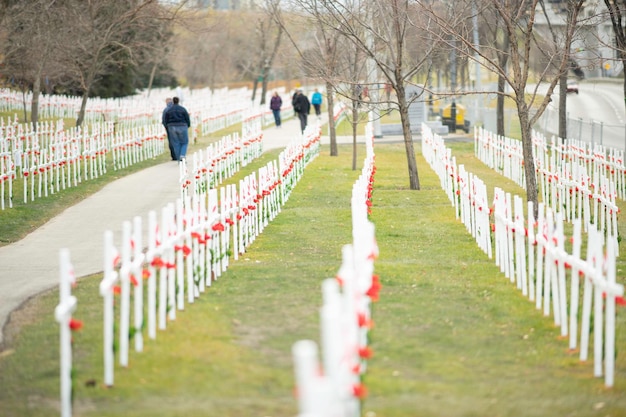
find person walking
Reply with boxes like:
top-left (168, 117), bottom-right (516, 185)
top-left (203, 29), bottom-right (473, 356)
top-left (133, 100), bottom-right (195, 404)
top-left (161, 97), bottom-right (176, 160)
top-left (292, 90), bottom-right (310, 133)
top-left (163, 96), bottom-right (191, 161)
top-left (311, 88), bottom-right (322, 118)
top-left (270, 91), bottom-right (282, 127)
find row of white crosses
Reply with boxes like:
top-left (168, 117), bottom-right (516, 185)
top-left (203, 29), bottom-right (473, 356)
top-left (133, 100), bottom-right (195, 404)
top-left (423, 123), bottom-right (625, 388)
top-left (178, 113), bottom-right (265, 203)
top-left (422, 123), bottom-right (492, 258)
top-left (474, 126), bottom-right (526, 188)
top-left (240, 112), bottom-right (264, 167)
top-left (110, 123), bottom-right (167, 171)
top-left (493, 189), bottom-right (625, 387)
top-left (292, 119), bottom-right (378, 417)
top-left (0, 117), bottom-right (159, 207)
top-left (534, 137), bottom-right (619, 252)
top-left (476, 126), bottom-right (620, 249)
top-left (0, 125), bottom-right (15, 210)
top-left (278, 123), bottom-right (322, 203)
top-left (476, 126), bottom-right (626, 208)
top-left (96, 122), bottom-right (322, 389)
top-left (197, 100), bottom-right (251, 137)
top-left (0, 90), bottom-right (266, 210)
top-left (20, 123), bottom-right (113, 204)
top-left (537, 133), bottom-right (626, 201)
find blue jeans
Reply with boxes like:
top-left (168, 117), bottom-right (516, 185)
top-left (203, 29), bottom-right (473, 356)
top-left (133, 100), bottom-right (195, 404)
top-left (272, 109), bottom-right (281, 126)
top-left (168, 125), bottom-right (189, 160)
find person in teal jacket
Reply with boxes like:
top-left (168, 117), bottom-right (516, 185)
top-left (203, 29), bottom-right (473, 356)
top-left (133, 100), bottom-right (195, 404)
top-left (311, 88), bottom-right (322, 117)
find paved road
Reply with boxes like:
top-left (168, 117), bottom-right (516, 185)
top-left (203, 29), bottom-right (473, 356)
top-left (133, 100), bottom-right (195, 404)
top-left (533, 79), bottom-right (626, 150)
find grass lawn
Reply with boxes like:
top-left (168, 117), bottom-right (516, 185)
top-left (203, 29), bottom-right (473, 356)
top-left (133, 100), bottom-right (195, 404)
top-left (0, 138), bottom-right (625, 416)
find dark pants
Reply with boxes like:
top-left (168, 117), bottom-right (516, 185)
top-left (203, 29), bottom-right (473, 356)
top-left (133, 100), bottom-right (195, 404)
top-left (165, 127), bottom-right (176, 160)
top-left (272, 109), bottom-right (281, 126)
top-left (313, 104), bottom-right (321, 116)
top-left (297, 112), bottom-right (308, 133)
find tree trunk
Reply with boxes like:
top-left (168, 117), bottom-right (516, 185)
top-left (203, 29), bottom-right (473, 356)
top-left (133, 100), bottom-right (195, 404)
top-left (76, 69), bottom-right (97, 127)
top-left (326, 81), bottom-right (337, 156)
top-left (558, 70), bottom-right (567, 140)
top-left (31, 76), bottom-right (41, 128)
top-left (21, 88), bottom-right (27, 123)
top-left (77, 92), bottom-right (89, 127)
top-left (146, 62), bottom-right (158, 98)
top-left (496, 32), bottom-right (509, 137)
top-left (517, 100), bottom-right (538, 217)
top-left (352, 100), bottom-right (358, 171)
top-left (497, 74), bottom-right (506, 137)
top-left (260, 66), bottom-right (269, 105)
top-left (396, 82), bottom-right (420, 190)
top-left (251, 78), bottom-right (259, 102)
top-left (623, 55), bottom-right (626, 112)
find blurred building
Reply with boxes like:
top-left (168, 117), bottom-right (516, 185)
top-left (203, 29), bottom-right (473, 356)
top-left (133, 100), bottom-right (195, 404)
top-left (190, 0), bottom-right (260, 9)
top-left (535, 0), bottom-right (619, 78)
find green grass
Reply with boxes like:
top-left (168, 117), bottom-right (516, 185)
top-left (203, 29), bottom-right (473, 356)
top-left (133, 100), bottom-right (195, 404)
top-left (1, 140), bottom-right (625, 416)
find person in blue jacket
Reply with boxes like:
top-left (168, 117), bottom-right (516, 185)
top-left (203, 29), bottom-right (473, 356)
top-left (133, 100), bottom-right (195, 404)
top-left (163, 96), bottom-right (191, 161)
top-left (311, 88), bottom-right (322, 117)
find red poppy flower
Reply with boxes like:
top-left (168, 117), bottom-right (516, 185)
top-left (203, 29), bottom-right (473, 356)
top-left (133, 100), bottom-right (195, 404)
top-left (357, 313), bottom-right (372, 328)
top-left (366, 275), bottom-right (381, 301)
top-left (130, 274), bottom-right (138, 286)
top-left (352, 383), bottom-right (368, 399)
top-left (151, 257), bottom-right (164, 268)
top-left (358, 346), bottom-right (373, 359)
top-left (69, 318), bottom-right (83, 331)
top-left (113, 285), bottom-right (121, 295)
top-left (175, 245), bottom-right (191, 256)
top-left (212, 223), bottom-right (225, 232)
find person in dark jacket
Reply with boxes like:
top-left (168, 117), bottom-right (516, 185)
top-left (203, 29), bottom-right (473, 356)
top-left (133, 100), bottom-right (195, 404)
top-left (161, 97), bottom-right (176, 160)
top-left (292, 90), bottom-right (310, 133)
top-left (163, 96), bottom-right (191, 161)
top-left (270, 92), bottom-right (282, 127)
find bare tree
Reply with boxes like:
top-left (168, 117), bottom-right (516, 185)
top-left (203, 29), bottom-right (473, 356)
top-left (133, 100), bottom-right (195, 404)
top-left (426, 0), bottom-right (585, 214)
top-left (603, 0), bottom-right (626, 109)
top-left (303, 0), bottom-right (442, 190)
top-left (251, 2), bottom-right (284, 105)
top-left (2, 0), bottom-right (66, 125)
top-left (274, 0), bottom-right (344, 156)
top-left (62, 0), bottom-right (176, 126)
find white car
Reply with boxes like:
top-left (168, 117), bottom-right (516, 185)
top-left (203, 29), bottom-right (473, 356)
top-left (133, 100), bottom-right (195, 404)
top-left (566, 79), bottom-right (579, 94)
